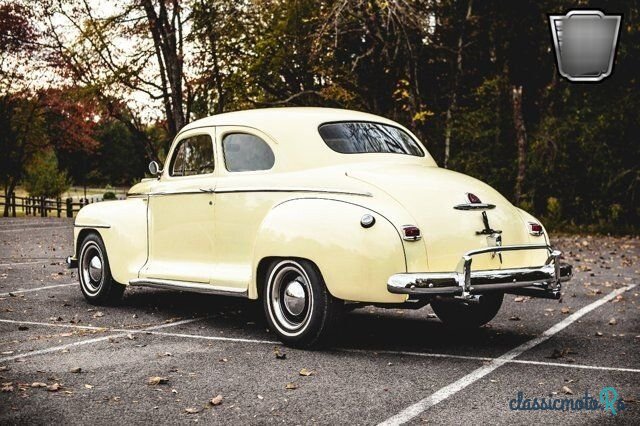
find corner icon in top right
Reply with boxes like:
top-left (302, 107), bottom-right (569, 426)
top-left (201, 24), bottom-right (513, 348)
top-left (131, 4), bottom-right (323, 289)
top-left (549, 10), bottom-right (622, 82)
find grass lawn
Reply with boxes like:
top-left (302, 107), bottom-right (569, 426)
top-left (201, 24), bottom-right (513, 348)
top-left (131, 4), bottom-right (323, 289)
top-left (6, 185), bottom-right (130, 201)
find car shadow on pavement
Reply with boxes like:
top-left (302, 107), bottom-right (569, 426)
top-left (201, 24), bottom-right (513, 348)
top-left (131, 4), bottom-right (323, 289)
top-left (115, 289), bottom-right (531, 358)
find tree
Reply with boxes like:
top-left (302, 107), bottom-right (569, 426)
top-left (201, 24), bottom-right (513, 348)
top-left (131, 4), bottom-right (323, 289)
top-left (23, 148), bottom-right (70, 198)
top-left (0, 88), bottom-right (99, 216)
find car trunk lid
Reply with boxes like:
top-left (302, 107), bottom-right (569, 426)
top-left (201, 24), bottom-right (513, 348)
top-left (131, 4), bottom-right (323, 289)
top-left (347, 164), bottom-right (547, 272)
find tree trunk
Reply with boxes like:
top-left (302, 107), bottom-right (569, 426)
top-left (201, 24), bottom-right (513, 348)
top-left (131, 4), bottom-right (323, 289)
top-left (141, 0), bottom-right (186, 136)
top-left (511, 85), bottom-right (527, 204)
top-left (443, 0), bottom-right (473, 169)
top-left (3, 179), bottom-right (17, 217)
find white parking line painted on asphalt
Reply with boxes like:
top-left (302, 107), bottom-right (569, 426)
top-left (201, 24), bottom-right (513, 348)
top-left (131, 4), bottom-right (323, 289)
top-left (377, 283), bottom-right (638, 426)
top-left (0, 261), bottom-right (51, 267)
top-left (2, 316), bottom-right (639, 374)
top-left (119, 329), bottom-right (280, 345)
top-left (0, 316), bottom-right (207, 363)
top-left (0, 318), bottom-right (105, 331)
top-left (0, 283), bottom-right (76, 297)
top-left (0, 225), bottom-right (71, 233)
top-left (345, 349), bottom-right (640, 374)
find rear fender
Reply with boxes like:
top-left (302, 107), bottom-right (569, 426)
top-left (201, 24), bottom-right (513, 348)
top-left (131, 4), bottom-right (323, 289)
top-left (251, 198), bottom-right (407, 303)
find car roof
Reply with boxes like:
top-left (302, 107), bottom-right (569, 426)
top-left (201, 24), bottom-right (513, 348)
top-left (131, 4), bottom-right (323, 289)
top-left (179, 107), bottom-right (399, 136)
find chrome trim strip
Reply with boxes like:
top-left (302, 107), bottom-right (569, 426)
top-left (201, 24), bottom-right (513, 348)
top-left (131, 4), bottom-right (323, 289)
top-left (214, 187), bottom-right (372, 197)
top-left (134, 188), bottom-right (372, 197)
top-left (129, 278), bottom-right (248, 298)
top-left (74, 224), bottom-right (111, 229)
top-left (453, 203), bottom-right (496, 210)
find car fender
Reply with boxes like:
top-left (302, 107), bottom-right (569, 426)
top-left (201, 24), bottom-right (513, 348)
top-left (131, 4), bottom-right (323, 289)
top-left (74, 198), bottom-right (148, 285)
top-left (251, 198), bottom-right (408, 303)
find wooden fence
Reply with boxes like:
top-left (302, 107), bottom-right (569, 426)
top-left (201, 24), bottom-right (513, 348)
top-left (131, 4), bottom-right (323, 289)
top-left (0, 193), bottom-right (125, 218)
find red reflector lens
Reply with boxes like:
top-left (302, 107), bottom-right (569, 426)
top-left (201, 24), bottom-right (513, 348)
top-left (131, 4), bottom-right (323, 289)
top-left (402, 225), bottom-right (421, 240)
top-left (528, 222), bottom-right (543, 236)
top-left (467, 193), bottom-right (482, 204)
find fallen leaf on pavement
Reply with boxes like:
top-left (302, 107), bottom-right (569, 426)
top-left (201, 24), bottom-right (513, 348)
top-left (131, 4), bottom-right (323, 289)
top-left (609, 318), bottom-right (617, 325)
top-left (595, 331), bottom-right (603, 337)
top-left (563, 386), bottom-right (574, 395)
top-left (560, 307), bottom-right (571, 314)
top-left (299, 368), bottom-right (313, 376)
top-left (92, 311), bottom-right (104, 318)
top-left (84, 384), bottom-right (94, 389)
top-left (210, 395), bottom-right (223, 406)
top-left (285, 382), bottom-right (299, 390)
top-left (31, 382), bottom-right (47, 388)
top-left (274, 347), bottom-right (286, 360)
top-left (147, 376), bottom-right (169, 385)
top-left (184, 407), bottom-right (201, 414)
top-left (47, 383), bottom-right (62, 392)
top-left (509, 316), bottom-right (521, 321)
top-left (70, 367), bottom-right (82, 373)
top-left (514, 297), bottom-right (525, 302)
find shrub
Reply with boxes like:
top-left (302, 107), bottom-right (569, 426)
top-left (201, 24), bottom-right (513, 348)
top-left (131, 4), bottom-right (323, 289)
top-left (103, 191), bottom-right (117, 200)
top-left (23, 149), bottom-right (70, 198)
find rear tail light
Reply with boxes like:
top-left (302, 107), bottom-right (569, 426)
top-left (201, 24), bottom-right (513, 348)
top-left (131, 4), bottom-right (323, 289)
top-left (528, 222), bottom-right (544, 236)
top-left (402, 225), bottom-right (421, 241)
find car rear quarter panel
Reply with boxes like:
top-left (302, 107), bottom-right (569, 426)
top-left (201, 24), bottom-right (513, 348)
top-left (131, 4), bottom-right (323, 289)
top-left (251, 198), bottom-right (408, 303)
top-left (74, 198), bottom-right (148, 285)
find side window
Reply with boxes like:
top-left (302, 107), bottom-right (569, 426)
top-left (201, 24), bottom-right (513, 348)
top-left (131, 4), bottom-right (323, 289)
top-left (222, 133), bottom-right (275, 172)
top-left (170, 134), bottom-right (214, 177)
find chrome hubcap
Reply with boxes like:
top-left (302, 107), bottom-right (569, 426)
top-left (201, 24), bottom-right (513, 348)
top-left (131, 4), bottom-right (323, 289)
top-left (89, 256), bottom-right (102, 282)
top-left (268, 262), bottom-right (313, 335)
top-left (80, 242), bottom-right (103, 295)
top-left (283, 279), bottom-right (306, 316)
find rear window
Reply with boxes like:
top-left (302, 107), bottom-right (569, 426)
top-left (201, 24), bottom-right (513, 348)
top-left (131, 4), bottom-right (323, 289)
top-left (318, 122), bottom-right (424, 156)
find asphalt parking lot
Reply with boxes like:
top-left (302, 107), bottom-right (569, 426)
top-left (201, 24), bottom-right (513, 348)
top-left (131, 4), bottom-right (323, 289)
top-left (0, 217), bottom-right (638, 425)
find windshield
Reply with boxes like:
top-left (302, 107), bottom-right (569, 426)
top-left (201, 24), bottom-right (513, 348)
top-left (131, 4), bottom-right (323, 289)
top-left (318, 121), bottom-right (424, 156)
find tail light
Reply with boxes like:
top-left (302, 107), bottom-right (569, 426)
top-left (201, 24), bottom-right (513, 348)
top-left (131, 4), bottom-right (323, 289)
top-left (528, 222), bottom-right (544, 236)
top-left (402, 225), bottom-right (421, 241)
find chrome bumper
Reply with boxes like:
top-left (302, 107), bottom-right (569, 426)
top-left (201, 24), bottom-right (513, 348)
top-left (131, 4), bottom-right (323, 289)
top-left (388, 244), bottom-right (572, 300)
top-left (66, 255), bottom-right (78, 269)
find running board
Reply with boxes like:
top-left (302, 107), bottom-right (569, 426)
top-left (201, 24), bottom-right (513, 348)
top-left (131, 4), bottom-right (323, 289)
top-left (129, 278), bottom-right (248, 298)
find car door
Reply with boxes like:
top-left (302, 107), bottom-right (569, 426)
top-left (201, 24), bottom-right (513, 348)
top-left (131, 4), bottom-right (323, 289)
top-left (212, 127), bottom-right (278, 290)
top-left (140, 128), bottom-right (217, 284)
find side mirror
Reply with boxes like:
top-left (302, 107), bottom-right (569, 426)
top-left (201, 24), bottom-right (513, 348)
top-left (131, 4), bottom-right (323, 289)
top-left (148, 161), bottom-right (163, 176)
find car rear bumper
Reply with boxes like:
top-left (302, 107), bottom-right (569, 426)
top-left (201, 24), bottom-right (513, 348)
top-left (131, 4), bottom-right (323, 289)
top-left (388, 244), bottom-right (572, 300)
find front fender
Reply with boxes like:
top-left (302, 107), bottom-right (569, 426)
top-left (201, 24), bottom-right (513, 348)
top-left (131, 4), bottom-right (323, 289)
top-left (74, 198), bottom-right (148, 285)
top-left (251, 198), bottom-right (407, 303)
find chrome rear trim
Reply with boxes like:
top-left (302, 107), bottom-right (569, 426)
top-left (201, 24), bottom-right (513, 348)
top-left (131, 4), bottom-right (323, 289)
top-left (453, 203), bottom-right (496, 210)
top-left (388, 244), bottom-right (573, 300)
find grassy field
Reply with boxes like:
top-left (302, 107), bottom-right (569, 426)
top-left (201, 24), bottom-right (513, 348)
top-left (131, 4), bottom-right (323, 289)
top-left (7, 185), bottom-right (130, 201)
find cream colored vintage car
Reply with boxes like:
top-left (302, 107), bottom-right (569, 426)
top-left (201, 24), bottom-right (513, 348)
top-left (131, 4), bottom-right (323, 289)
top-left (67, 107), bottom-right (572, 348)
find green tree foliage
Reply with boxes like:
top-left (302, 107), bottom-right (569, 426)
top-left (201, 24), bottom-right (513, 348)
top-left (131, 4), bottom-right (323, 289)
top-left (2, 0), bottom-right (638, 231)
top-left (23, 149), bottom-right (70, 198)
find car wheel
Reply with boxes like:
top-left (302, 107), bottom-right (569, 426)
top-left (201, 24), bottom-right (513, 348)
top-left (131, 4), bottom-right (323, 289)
top-left (430, 293), bottom-right (504, 328)
top-left (263, 259), bottom-right (343, 349)
top-left (78, 232), bottom-right (125, 305)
